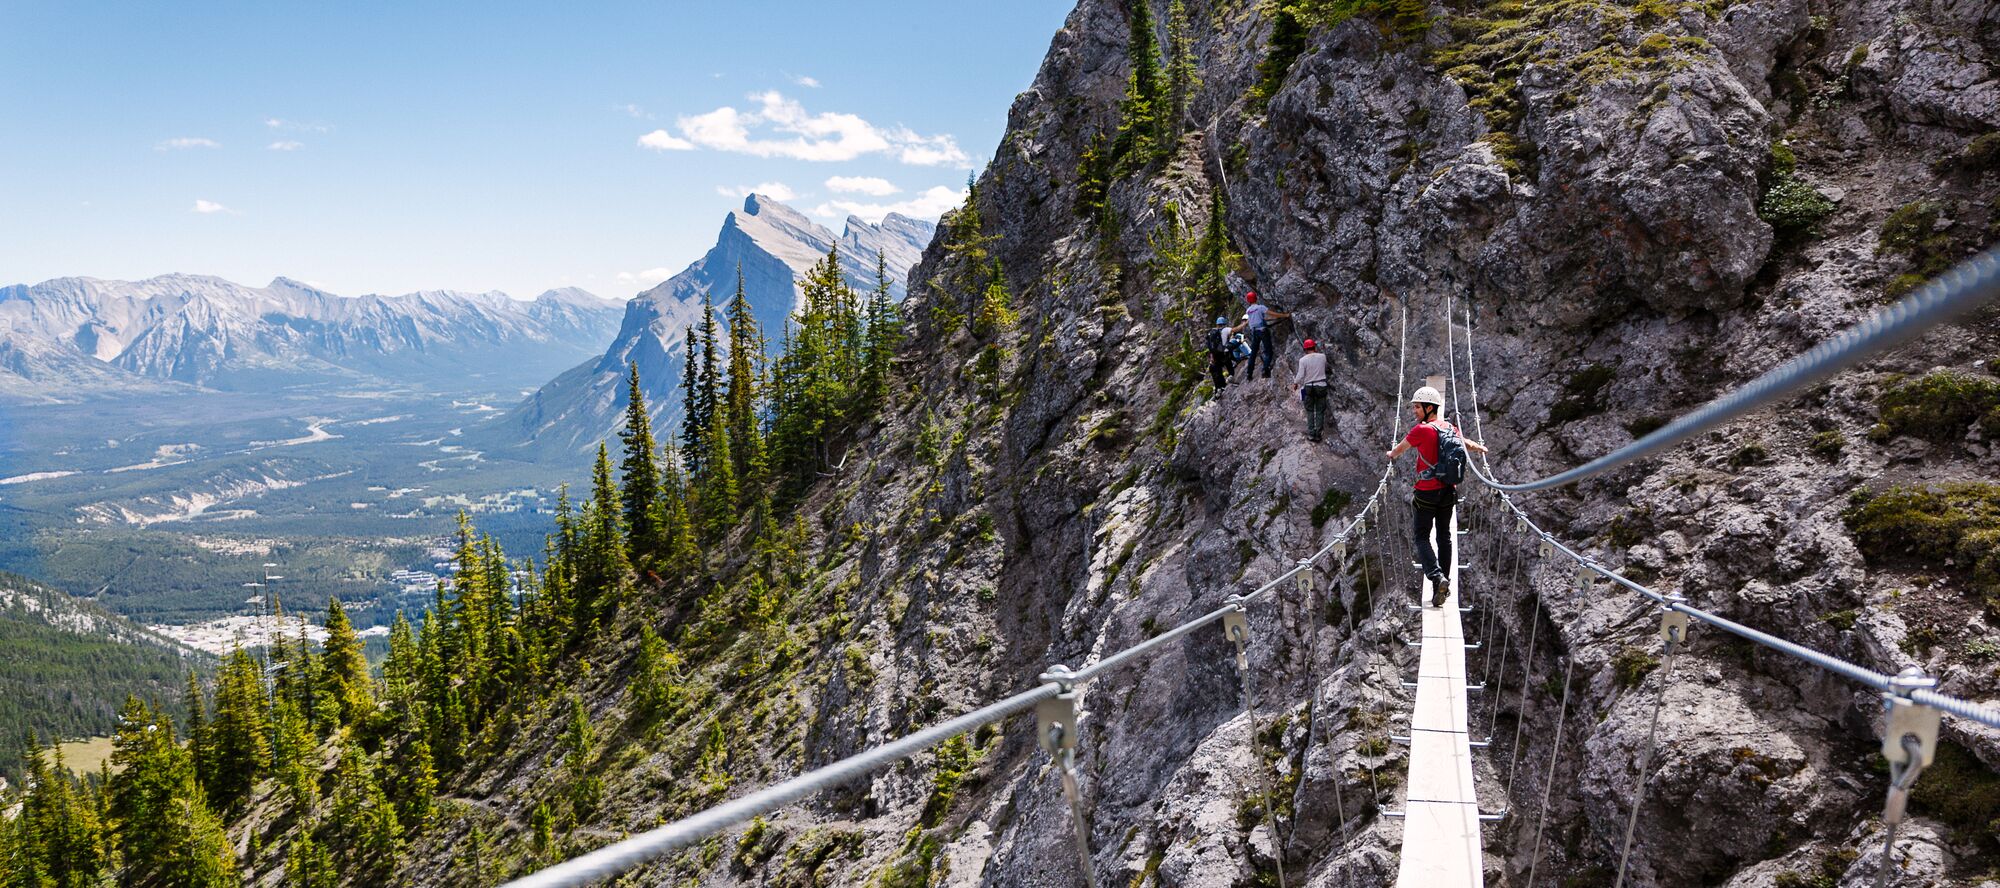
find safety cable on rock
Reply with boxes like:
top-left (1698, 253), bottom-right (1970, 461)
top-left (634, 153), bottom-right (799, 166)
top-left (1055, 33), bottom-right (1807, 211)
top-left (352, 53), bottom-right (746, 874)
top-left (502, 466), bottom-right (1397, 888)
top-left (1473, 244), bottom-right (2000, 492)
top-left (1472, 478), bottom-right (2000, 729)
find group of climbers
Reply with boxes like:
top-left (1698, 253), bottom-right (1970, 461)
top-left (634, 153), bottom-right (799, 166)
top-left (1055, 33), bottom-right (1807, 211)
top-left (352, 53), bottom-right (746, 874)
top-left (1204, 291), bottom-right (1291, 389)
top-left (1207, 289), bottom-right (1492, 609)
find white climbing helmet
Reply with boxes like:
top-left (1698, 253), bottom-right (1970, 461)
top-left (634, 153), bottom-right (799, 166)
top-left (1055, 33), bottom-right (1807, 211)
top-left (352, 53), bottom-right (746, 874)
top-left (1410, 386), bottom-right (1445, 407)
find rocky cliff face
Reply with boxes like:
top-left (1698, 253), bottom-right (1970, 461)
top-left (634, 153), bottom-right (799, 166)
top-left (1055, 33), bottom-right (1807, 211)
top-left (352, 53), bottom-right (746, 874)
top-left (503, 195), bottom-right (935, 454)
top-left (400, 2), bottom-right (2000, 887)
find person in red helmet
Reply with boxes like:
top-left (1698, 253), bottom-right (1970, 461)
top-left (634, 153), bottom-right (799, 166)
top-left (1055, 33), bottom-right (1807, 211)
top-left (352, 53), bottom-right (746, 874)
top-left (1292, 338), bottom-right (1329, 442)
top-left (1229, 291), bottom-right (1290, 382)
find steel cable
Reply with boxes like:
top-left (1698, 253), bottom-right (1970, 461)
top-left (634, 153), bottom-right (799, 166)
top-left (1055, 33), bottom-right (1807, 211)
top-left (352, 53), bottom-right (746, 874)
top-left (1525, 654), bottom-right (1577, 888)
top-left (1476, 244), bottom-right (2000, 492)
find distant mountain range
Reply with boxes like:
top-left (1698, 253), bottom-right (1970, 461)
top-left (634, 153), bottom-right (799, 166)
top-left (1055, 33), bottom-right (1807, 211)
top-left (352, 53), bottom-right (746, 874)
top-left (0, 275), bottom-right (625, 399)
top-left (503, 194), bottom-right (936, 453)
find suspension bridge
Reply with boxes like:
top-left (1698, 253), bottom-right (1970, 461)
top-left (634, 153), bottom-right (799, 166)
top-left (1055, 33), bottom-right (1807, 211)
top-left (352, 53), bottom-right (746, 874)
top-left (504, 246), bottom-right (2000, 888)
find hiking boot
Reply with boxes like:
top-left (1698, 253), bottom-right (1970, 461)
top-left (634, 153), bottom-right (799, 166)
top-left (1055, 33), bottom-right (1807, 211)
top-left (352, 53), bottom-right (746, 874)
top-left (1431, 575), bottom-right (1452, 608)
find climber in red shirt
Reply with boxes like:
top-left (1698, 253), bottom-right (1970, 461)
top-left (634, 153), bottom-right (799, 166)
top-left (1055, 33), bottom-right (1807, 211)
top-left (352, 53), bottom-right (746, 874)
top-left (1386, 385), bottom-right (1489, 607)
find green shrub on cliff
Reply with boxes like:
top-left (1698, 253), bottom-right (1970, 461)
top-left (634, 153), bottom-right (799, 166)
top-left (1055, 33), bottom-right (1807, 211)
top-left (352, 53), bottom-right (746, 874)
top-left (1875, 370), bottom-right (2000, 443)
top-left (1845, 483), bottom-right (2000, 610)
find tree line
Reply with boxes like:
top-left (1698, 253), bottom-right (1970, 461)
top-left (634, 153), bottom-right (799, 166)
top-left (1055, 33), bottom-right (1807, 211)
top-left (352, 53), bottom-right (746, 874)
top-left (0, 243), bottom-right (910, 887)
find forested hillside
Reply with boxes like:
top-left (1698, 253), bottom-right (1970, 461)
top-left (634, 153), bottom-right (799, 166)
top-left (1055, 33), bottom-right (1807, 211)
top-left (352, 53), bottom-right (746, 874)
top-left (0, 573), bottom-right (202, 783)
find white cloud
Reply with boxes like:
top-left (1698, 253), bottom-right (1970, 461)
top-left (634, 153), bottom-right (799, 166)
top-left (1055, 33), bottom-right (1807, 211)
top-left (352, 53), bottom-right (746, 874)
top-left (617, 268), bottom-right (675, 286)
top-left (825, 176), bottom-right (900, 196)
top-left (810, 185), bottom-right (964, 223)
top-left (887, 127), bottom-right (969, 166)
top-left (156, 137), bottom-right (219, 151)
top-left (716, 182), bottom-right (798, 201)
top-left (637, 129), bottom-right (695, 151)
top-left (268, 140), bottom-right (304, 151)
top-left (666, 91), bottom-right (962, 166)
top-left (191, 199), bottom-right (233, 214)
top-left (617, 103), bottom-right (649, 118)
top-left (264, 118), bottom-right (331, 132)
top-left (790, 73), bottom-right (821, 88)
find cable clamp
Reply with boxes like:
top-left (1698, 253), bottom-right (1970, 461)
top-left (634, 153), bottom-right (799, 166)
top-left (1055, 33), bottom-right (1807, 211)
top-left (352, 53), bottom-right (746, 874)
top-left (1658, 598), bottom-right (1691, 649)
top-left (1879, 667), bottom-right (1940, 825)
top-left (1296, 559), bottom-right (1315, 593)
top-left (1222, 594), bottom-right (1251, 671)
top-left (1538, 538), bottom-right (1554, 558)
top-left (1333, 540), bottom-right (1347, 563)
top-left (1037, 665), bottom-right (1081, 755)
top-left (1575, 563), bottom-right (1595, 591)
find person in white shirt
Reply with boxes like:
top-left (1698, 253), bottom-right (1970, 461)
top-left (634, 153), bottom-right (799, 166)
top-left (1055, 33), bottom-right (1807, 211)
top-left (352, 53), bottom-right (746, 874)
top-left (1292, 339), bottom-right (1330, 441)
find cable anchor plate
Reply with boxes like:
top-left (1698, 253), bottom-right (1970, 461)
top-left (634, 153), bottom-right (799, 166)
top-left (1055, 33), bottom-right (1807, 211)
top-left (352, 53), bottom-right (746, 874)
top-left (1223, 594), bottom-right (1251, 671)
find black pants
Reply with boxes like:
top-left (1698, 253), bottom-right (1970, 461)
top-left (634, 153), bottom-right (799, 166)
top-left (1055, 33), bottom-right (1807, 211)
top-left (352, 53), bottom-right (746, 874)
top-left (1301, 384), bottom-right (1328, 440)
top-left (1412, 486), bottom-right (1457, 580)
top-left (1209, 352), bottom-right (1231, 388)
top-left (1245, 328), bottom-right (1274, 379)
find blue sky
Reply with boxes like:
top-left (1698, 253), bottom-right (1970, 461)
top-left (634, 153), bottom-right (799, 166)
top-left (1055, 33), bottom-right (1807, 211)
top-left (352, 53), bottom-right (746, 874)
top-left (0, 1), bottom-right (1074, 299)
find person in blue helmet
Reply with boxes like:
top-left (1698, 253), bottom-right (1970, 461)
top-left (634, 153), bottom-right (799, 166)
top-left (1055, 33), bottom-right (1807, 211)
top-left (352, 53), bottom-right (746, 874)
top-left (1204, 315), bottom-right (1235, 389)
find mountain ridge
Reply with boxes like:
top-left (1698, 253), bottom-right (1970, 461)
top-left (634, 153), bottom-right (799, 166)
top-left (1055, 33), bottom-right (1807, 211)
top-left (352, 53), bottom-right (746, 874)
top-left (0, 274), bottom-right (625, 397)
top-left (502, 194), bottom-right (935, 453)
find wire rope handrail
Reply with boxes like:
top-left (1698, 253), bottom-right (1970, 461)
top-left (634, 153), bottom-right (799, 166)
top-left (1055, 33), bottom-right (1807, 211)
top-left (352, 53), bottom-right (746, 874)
top-left (501, 462), bottom-right (1397, 888)
top-left (1473, 244), bottom-right (2000, 492)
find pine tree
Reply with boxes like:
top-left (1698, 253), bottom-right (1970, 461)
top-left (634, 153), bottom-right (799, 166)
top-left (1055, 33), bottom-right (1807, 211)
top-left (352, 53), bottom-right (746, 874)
top-left (1164, 0), bottom-right (1200, 138)
top-left (1193, 189), bottom-right (1240, 317)
top-left (560, 694), bottom-right (602, 821)
top-left (767, 247), bottom-right (862, 479)
top-left (330, 744), bottom-right (400, 874)
top-left (397, 737), bottom-right (437, 831)
top-left (15, 743), bottom-right (105, 888)
top-left (205, 647), bottom-right (271, 810)
top-left (681, 324), bottom-right (707, 475)
top-left (159, 769), bottom-right (240, 888)
top-left (1114, 0), bottom-right (1167, 168)
top-left (696, 287), bottom-right (722, 454)
top-left (723, 265), bottom-right (768, 494)
top-left (182, 670), bottom-right (208, 793)
top-left (285, 831), bottom-right (337, 888)
top-left (618, 362), bottom-right (663, 560)
top-left (700, 396), bottom-right (737, 538)
top-left (320, 598), bottom-right (374, 728)
top-left (973, 258), bottom-right (1018, 338)
top-left (270, 695), bottom-right (317, 812)
top-left (630, 625), bottom-right (684, 730)
top-left (108, 697), bottom-right (181, 881)
top-left (382, 611), bottom-right (420, 716)
top-left (576, 443), bottom-right (630, 621)
top-left (656, 442), bottom-right (700, 575)
top-left (861, 250), bottom-right (903, 409)
top-left (108, 698), bottom-right (239, 888)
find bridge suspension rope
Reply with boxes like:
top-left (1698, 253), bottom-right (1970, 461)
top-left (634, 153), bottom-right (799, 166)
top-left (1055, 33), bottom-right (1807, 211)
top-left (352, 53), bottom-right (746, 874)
top-left (1451, 249), bottom-right (2000, 887)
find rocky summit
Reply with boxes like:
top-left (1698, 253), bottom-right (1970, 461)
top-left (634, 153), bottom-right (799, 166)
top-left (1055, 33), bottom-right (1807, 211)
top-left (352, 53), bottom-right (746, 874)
top-left (504, 194), bottom-right (935, 454)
